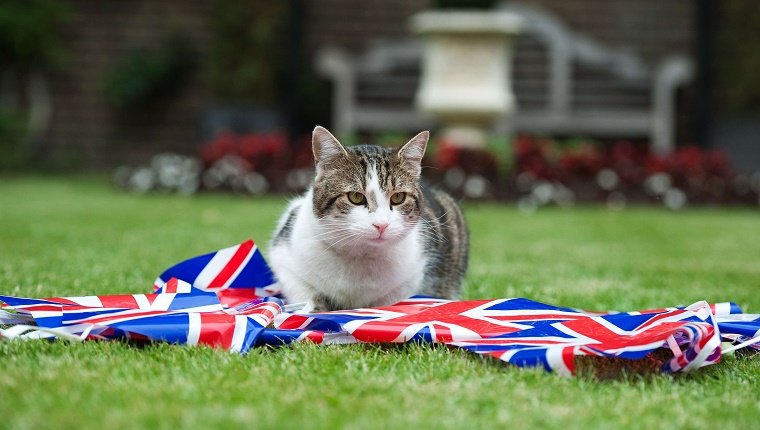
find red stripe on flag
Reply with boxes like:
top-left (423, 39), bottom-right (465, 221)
top-left (197, 313), bottom-right (236, 349)
top-left (164, 278), bottom-right (180, 293)
top-left (304, 331), bottom-right (324, 343)
top-left (277, 314), bottom-right (311, 330)
top-left (562, 346), bottom-right (576, 375)
top-left (217, 288), bottom-right (258, 307)
top-left (207, 240), bottom-right (254, 289)
top-left (244, 303), bottom-right (279, 321)
top-left (144, 294), bottom-right (158, 307)
top-left (432, 323), bottom-right (453, 342)
top-left (98, 295), bottom-right (139, 309)
top-left (40, 297), bottom-right (81, 306)
top-left (77, 310), bottom-right (167, 325)
top-left (17, 304), bottom-right (65, 312)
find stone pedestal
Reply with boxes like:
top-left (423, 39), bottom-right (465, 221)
top-left (411, 11), bottom-right (523, 147)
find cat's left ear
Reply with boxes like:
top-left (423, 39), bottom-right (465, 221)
top-left (312, 125), bottom-right (348, 165)
top-left (397, 130), bottom-right (429, 176)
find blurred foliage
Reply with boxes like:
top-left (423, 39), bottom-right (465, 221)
top-left (485, 136), bottom-right (514, 177)
top-left (716, 0), bottom-right (760, 115)
top-left (0, 109), bottom-right (29, 170)
top-left (101, 34), bottom-right (196, 109)
top-left (374, 132), bottom-right (411, 148)
top-left (206, 1), bottom-right (288, 104)
top-left (0, 0), bottom-right (70, 70)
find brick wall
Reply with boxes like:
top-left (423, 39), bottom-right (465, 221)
top-left (304, 0), bottom-right (430, 54)
top-left (47, 0), bottom-right (213, 167)
top-left (303, 0), bottom-right (694, 64)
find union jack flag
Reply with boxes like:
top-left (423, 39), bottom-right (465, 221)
top-left (2, 239), bottom-right (758, 376)
top-left (273, 297), bottom-right (729, 376)
top-left (153, 240), bottom-right (280, 307)
top-left (0, 263), bottom-right (283, 353)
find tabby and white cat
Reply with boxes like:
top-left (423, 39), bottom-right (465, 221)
top-left (269, 126), bottom-right (468, 312)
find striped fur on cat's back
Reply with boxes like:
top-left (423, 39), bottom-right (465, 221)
top-left (269, 126), bottom-right (468, 312)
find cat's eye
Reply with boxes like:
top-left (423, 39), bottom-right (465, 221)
top-left (347, 191), bottom-right (366, 205)
top-left (390, 192), bottom-right (406, 205)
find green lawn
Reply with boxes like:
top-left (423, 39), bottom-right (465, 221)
top-left (1, 176), bottom-right (759, 429)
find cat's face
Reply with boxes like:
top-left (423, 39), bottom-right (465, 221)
top-left (310, 126), bottom-right (428, 251)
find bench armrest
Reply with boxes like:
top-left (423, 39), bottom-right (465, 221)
top-left (651, 56), bottom-right (694, 155)
top-left (314, 47), bottom-right (356, 137)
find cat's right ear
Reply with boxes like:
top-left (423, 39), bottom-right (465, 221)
top-left (312, 126), bottom-right (348, 168)
top-left (397, 130), bottom-right (429, 177)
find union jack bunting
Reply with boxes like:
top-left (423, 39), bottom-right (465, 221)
top-left (0, 281), bottom-right (283, 352)
top-left (2, 240), bottom-right (758, 376)
top-left (152, 240), bottom-right (280, 306)
top-left (273, 297), bottom-right (727, 376)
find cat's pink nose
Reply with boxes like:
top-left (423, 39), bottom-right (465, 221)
top-left (373, 223), bottom-right (388, 235)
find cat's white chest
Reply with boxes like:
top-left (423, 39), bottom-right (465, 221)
top-left (269, 196), bottom-right (427, 309)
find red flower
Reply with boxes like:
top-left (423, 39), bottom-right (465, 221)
top-left (200, 131), bottom-right (239, 165)
top-left (437, 139), bottom-right (462, 170)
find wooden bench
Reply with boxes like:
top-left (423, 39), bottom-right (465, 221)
top-left (314, 3), bottom-right (694, 155)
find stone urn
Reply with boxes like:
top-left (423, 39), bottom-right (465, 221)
top-left (411, 11), bottom-right (523, 147)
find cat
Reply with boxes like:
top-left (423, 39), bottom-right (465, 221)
top-left (268, 126), bottom-right (468, 312)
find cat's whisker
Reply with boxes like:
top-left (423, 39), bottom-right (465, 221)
top-left (418, 230), bottom-right (448, 245)
top-left (323, 232), bottom-right (362, 252)
top-left (415, 219), bottom-right (449, 244)
top-left (426, 210), bottom-right (452, 225)
top-left (310, 230), bottom-right (351, 240)
top-left (311, 232), bottom-right (357, 245)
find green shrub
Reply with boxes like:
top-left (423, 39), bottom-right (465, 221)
top-left (0, 0), bottom-right (70, 70)
top-left (0, 110), bottom-right (29, 170)
top-left (206, 1), bottom-right (287, 104)
top-left (101, 34), bottom-right (196, 109)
